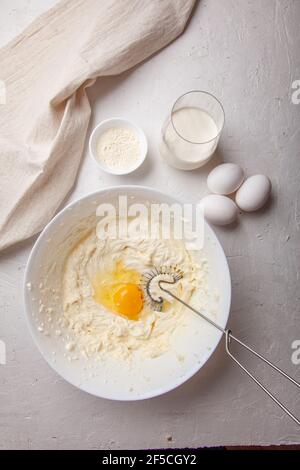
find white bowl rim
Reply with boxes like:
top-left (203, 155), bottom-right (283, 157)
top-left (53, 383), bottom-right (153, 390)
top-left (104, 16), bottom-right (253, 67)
top-left (89, 118), bottom-right (148, 175)
top-left (23, 185), bottom-right (231, 401)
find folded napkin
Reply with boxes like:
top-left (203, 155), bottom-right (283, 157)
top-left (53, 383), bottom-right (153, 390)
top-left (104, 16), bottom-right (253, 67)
top-left (0, 0), bottom-right (196, 251)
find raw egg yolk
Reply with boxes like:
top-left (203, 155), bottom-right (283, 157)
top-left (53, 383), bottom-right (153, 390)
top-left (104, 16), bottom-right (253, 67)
top-left (92, 261), bottom-right (144, 321)
top-left (113, 284), bottom-right (143, 321)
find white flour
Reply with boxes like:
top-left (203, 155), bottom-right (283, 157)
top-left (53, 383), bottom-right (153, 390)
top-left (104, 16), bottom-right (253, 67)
top-left (96, 127), bottom-right (140, 172)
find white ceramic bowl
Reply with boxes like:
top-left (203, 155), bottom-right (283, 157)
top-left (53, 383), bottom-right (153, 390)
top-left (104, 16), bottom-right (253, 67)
top-left (89, 118), bottom-right (148, 175)
top-left (24, 186), bottom-right (231, 400)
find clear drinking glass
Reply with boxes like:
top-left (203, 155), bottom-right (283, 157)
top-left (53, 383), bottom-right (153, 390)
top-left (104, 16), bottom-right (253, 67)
top-left (160, 91), bottom-right (225, 170)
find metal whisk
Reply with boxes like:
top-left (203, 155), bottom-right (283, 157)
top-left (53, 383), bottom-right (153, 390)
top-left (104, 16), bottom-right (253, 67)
top-left (142, 267), bottom-right (300, 426)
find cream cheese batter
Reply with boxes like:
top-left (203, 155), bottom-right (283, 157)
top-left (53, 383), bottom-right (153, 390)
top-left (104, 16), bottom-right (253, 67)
top-left (62, 223), bottom-right (205, 360)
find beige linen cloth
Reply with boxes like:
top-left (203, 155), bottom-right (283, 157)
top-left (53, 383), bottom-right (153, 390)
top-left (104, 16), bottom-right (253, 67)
top-left (0, 0), bottom-right (196, 251)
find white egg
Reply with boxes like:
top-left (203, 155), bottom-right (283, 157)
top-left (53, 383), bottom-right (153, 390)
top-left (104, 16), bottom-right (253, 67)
top-left (235, 174), bottom-right (271, 212)
top-left (201, 194), bottom-right (238, 226)
top-left (207, 163), bottom-right (244, 195)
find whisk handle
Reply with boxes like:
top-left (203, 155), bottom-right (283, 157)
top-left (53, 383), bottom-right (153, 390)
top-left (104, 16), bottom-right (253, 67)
top-left (159, 281), bottom-right (300, 426)
top-left (225, 330), bottom-right (300, 426)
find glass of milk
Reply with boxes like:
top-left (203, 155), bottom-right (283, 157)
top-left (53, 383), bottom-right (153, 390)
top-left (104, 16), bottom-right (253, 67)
top-left (160, 91), bottom-right (225, 170)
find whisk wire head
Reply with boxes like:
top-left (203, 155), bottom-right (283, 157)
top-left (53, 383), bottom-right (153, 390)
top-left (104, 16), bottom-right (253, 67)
top-left (141, 265), bottom-right (183, 311)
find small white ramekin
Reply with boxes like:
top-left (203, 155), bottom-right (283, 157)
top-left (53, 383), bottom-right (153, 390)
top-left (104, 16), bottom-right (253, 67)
top-left (89, 117), bottom-right (148, 175)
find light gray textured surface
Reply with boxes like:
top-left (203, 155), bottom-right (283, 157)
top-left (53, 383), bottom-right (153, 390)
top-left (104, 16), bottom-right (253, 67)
top-left (0, 0), bottom-right (300, 449)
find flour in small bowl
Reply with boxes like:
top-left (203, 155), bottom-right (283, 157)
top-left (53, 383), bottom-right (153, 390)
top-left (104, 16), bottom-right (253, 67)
top-left (96, 127), bottom-right (140, 172)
